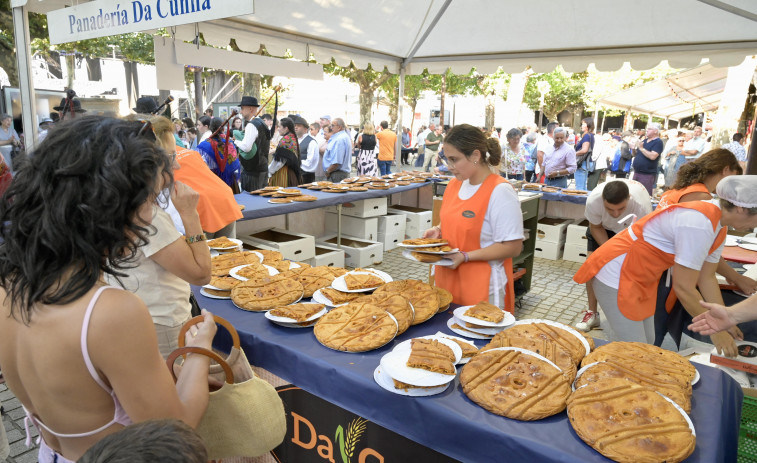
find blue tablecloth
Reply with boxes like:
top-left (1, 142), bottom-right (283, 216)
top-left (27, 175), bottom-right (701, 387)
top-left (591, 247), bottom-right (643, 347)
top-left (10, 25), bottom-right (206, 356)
top-left (195, 289), bottom-right (742, 462)
top-left (235, 182), bottom-right (430, 221)
top-left (539, 191), bottom-right (588, 205)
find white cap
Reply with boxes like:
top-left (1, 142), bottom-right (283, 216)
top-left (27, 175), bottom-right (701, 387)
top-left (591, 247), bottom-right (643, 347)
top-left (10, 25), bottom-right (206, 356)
top-left (716, 176), bottom-right (757, 208)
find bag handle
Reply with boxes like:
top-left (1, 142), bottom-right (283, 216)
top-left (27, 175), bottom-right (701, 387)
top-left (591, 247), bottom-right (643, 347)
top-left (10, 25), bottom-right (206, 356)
top-left (178, 314), bottom-right (240, 349)
top-left (166, 346), bottom-right (234, 384)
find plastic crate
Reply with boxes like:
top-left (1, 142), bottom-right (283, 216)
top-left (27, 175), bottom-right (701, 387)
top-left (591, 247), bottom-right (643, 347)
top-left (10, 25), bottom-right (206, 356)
top-left (739, 395), bottom-right (757, 462)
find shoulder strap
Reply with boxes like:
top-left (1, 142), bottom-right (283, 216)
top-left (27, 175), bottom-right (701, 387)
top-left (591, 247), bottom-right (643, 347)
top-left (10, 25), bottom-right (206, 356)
top-left (81, 286), bottom-right (120, 392)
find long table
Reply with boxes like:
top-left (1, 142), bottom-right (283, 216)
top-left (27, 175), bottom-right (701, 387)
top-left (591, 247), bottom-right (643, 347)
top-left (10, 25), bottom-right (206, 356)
top-left (195, 288), bottom-right (742, 462)
top-left (234, 182), bottom-right (430, 221)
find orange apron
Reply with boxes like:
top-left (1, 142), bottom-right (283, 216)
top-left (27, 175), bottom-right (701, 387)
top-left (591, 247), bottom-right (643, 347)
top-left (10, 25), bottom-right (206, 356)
top-left (657, 183), bottom-right (709, 209)
top-left (174, 146), bottom-right (243, 233)
top-left (574, 201), bottom-right (726, 321)
top-left (435, 175), bottom-right (516, 313)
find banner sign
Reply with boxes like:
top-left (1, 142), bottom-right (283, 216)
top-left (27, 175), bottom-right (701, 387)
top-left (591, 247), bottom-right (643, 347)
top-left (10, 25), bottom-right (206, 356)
top-left (273, 386), bottom-right (460, 463)
top-left (46, 0), bottom-right (253, 44)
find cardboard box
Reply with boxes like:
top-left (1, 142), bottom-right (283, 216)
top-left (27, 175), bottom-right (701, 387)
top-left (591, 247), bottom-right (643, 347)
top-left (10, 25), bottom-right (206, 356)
top-left (325, 213), bottom-right (378, 241)
top-left (305, 245), bottom-right (345, 268)
top-left (563, 243), bottom-right (588, 263)
top-left (377, 213), bottom-right (406, 237)
top-left (377, 230), bottom-right (404, 252)
top-left (387, 205), bottom-right (433, 239)
top-left (242, 228), bottom-right (315, 261)
top-left (566, 219), bottom-right (590, 246)
top-left (536, 217), bottom-right (572, 243)
top-left (534, 240), bottom-right (564, 260)
top-left (317, 234), bottom-right (384, 268)
top-left (324, 198), bottom-right (387, 218)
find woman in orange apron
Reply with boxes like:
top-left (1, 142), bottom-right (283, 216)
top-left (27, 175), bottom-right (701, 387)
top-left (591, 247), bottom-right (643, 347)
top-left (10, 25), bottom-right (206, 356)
top-left (574, 176), bottom-right (757, 357)
top-left (423, 124), bottom-right (524, 313)
top-left (658, 147), bottom-right (741, 208)
top-left (658, 149), bottom-right (753, 297)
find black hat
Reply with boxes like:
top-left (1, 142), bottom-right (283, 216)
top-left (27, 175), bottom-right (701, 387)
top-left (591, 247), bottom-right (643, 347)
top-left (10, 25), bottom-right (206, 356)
top-left (292, 115), bottom-right (309, 127)
top-left (240, 96), bottom-right (260, 107)
top-left (133, 96), bottom-right (159, 114)
top-left (53, 98), bottom-right (86, 113)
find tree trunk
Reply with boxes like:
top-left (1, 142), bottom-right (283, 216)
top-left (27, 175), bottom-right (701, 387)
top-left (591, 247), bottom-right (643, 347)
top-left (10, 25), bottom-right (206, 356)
top-left (485, 95), bottom-right (495, 130)
top-left (359, 87), bottom-right (373, 129)
top-left (409, 100), bottom-right (418, 136)
top-left (243, 73), bottom-right (261, 100)
top-left (389, 84), bottom-right (399, 130)
top-left (439, 73), bottom-right (447, 128)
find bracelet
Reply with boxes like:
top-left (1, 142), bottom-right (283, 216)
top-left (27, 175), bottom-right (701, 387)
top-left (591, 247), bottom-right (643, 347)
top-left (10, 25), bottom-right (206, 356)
top-left (186, 233), bottom-right (207, 244)
top-left (461, 251), bottom-right (469, 263)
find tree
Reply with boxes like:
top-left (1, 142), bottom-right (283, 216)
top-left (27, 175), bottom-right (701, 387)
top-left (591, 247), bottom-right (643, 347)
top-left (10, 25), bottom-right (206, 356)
top-left (380, 72), bottom-right (435, 134)
top-left (470, 69), bottom-right (510, 129)
top-left (523, 66), bottom-right (587, 123)
top-left (324, 61), bottom-right (392, 128)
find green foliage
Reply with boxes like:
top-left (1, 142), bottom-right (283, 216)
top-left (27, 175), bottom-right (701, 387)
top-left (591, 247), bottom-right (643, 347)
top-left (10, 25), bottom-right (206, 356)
top-left (523, 66), bottom-right (587, 121)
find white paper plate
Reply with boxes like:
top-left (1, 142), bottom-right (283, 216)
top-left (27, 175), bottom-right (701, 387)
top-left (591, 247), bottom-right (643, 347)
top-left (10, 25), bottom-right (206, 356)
top-left (659, 392), bottom-right (696, 435)
top-left (380, 350), bottom-right (456, 387)
top-left (510, 319), bottom-right (591, 357)
top-left (402, 249), bottom-right (454, 266)
top-left (331, 272), bottom-right (388, 292)
top-left (250, 251), bottom-right (265, 263)
top-left (392, 335), bottom-right (463, 364)
top-left (743, 264), bottom-right (755, 271)
top-left (265, 306), bottom-right (328, 324)
top-left (453, 306), bottom-right (516, 328)
top-left (311, 288), bottom-right (350, 307)
top-left (411, 248), bottom-right (460, 256)
top-left (446, 317), bottom-right (493, 340)
top-left (353, 268), bottom-right (393, 283)
top-left (397, 241), bottom-right (450, 249)
top-left (571, 362), bottom-right (600, 391)
top-left (739, 242), bottom-right (757, 252)
top-left (725, 235), bottom-right (740, 247)
top-left (209, 249), bottom-right (220, 257)
top-left (373, 366), bottom-right (450, 397)
top-left (208, 238), bottom-right (242, 251)
top-left (199, 287), bottom-right (230, 299)
top-left (740, 236), bottom-right (757, 245)
top-left (434, 332), bottom-right (478, 364)
top-left (316, 312), bottom-right (399, 353)
top-left (450, 316), bottom-right (503, 336)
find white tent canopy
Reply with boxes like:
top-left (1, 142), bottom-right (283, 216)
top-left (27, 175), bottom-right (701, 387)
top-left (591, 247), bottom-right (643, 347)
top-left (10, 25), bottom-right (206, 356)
top-left (598, 62), bottom-right (757, 121)
top-left (18, 0), bottom-right (757, 74)
top-left (10, 0), bottom-right (757, 146)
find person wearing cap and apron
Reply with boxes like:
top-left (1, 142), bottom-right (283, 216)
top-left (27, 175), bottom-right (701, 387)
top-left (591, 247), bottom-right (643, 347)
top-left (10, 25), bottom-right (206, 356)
top-left (422, 124), bottom-right (524, 313)
top-left (574, 175), bottom-right (757, 357)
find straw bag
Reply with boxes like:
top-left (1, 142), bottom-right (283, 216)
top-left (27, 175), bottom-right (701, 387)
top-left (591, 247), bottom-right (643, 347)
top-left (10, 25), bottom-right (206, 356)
top-left (167, 317), bottom-right (286, 459)
top-left (178, 315), bottom-right (250, 385)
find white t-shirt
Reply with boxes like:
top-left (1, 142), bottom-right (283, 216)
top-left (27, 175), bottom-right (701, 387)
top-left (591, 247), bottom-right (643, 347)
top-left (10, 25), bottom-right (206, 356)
top-left (585, 179), bottom-right (653, 233)
top-left (595, 200), bottom-right (724, 289)
top-left (105, 206), bottom-right (191, 327)
top-left (456, 179), bottom-right (524, 306)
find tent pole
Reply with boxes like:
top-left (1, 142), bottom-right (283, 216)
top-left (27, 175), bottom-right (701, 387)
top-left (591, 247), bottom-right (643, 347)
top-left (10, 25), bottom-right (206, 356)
top-left (396, 64), bottom-right (406, 167)
top-left (11, 2), bottom-right (38, 150)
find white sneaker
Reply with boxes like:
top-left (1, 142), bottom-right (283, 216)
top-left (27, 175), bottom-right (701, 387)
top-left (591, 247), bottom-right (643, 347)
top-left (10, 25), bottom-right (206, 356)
top-left (575, 310), bottom-right (600, 332)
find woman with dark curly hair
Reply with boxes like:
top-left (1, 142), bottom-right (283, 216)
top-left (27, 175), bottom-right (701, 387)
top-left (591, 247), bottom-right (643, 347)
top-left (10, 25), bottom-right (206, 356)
top-left (268, 116), bottom-right (301, 187)
top-left (0, 116), bottom-right (216, 463)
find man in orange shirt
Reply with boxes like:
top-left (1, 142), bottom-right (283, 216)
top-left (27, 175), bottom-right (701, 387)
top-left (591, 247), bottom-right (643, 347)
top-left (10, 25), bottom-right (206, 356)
top-left (375, 120), bottom-right (396, 176)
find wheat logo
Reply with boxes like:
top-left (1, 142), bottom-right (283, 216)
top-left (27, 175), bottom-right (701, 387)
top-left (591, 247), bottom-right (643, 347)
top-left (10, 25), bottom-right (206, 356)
top-left (335, 417), bottom-right (367, 463)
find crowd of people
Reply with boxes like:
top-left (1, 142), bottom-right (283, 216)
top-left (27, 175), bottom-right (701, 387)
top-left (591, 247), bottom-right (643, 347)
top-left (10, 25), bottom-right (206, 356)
top-left (0, 91), bottom-right (755, 462)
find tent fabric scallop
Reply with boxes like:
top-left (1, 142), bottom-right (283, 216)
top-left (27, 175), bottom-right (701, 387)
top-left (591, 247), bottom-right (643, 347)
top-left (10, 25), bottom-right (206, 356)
top-left (25, 0), bottom-right (757, 73)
